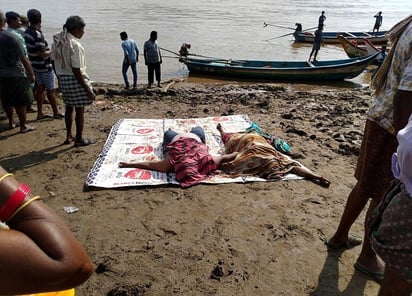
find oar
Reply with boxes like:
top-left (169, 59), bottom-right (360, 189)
top-left (265, 32), bottom-right (295, 41)
top-left (159, 47), bottom-right (180, 56)
top-left (263, 22), bottom-right (295, 30)
top-left (265, 26), bottom-right (318, 41)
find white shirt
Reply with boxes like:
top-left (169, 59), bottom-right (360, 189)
top-left (52, 32), bottom-right (89, 79)
top-left (392, 114), bottom-right (412, 196)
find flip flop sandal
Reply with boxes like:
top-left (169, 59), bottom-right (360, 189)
top-left (20, 126), bottom-right (36, 133)
top-left (63, 137), bottom-right (74, 145)
top-left (74, 138), bottom-right (95, 147)
top-left (324, 234), bottom-right (362, 250)
top-left (354, 262), bottom-right (384, 283)
top-left (37, 115), bottom-right (53, 121)
top-left (53, 113), bottom-right (65, 119)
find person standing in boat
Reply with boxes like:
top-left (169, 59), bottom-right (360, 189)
top-left (373, 11), bottom-right (383, 33)
top-left (308, 27), bottom-right (323, 62)
top-left (318, 11), bottom-right (326, 30)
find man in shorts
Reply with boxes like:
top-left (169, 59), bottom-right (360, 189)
top-left (24, 9), bottom-right (62, 120)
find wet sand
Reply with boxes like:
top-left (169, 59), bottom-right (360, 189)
top-left (0, 79), bottom-right (380, 295)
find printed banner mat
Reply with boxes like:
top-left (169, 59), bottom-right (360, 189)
top-left (85, 114), bottom-right (301, 189)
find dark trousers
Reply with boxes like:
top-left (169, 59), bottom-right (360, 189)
top-left (147, 62), bottom-right (161, 85)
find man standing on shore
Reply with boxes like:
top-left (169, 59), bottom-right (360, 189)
top-left (120, 31), bottom-right (139, 89)
top-left (24, 8), bottom-right (63, 120)
top-left (144, 31), bottom-right (162, 88)
top-left (6, 11), bottom-right (36, 114)
top-left (326, 15), bottom-right (412, 283)
top-left (52, 15), bottom-right (95, 147)
top-left (0, 10), bottom-right (35, 133)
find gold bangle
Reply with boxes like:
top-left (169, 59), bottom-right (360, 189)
top-left (7, 195), bottom-right (42, 222)
top-left (0, 173), bottom-right (13, 183)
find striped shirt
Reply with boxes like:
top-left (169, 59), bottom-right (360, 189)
top-left (24, 26), bottom-right (52, 73)
top-left (167, 138), bottom-right (217, 188)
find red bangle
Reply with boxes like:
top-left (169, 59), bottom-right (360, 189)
top-left (0, 183), bottom-right (31, 222)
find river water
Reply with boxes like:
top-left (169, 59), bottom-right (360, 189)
top-left (2, 1), bottom-right (411, 86)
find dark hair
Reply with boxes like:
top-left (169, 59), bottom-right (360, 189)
top-left (120, 31), bottom-right (128, 40)
top-left (5, 11), bottom-right (20, 24)
top-left (64, 15), bottom-right (85, 32)
top-left (150, 31), bottom-right (157, 38)
top-left (27, 9), bottom-right (41, 24)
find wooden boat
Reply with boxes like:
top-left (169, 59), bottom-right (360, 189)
top-left (363, 38), bottom-right (383, 55)
top-left (182, 53), bottom-right (379, 81)
top-left (293, 23), bottom-right (387, 44)
top-left (338, 35), bottom-right (379, 58)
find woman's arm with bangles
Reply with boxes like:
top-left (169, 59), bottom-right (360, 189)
top-left (0, 165), bottom-right (94, 295)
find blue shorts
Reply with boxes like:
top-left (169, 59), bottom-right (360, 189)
top-left (35, 70), bottom-right (55, 90)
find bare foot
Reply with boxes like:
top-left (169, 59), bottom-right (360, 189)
top-left (118, 162), bottom-right (128, 168)
top-left (311, 176), bottom-right (331, 188)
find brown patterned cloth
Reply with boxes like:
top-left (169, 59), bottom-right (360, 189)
top-left (369, 179), bottom-right (412, 283)
top-left (221, 131), bottom-right (299, 179)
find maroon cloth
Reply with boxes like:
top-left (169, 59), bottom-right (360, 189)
top-left (167, 138), bottom-right (217, 188)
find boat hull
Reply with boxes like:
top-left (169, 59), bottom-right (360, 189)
top-left (338, 35), bottom-right (370, 58)
top-left (184, 53), bottom-right (379, 82)
top-left (294, 31), bottom-right (387, 44)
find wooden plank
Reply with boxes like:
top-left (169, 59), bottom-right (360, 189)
top-left (344, 32), bottom-right (357, 38)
